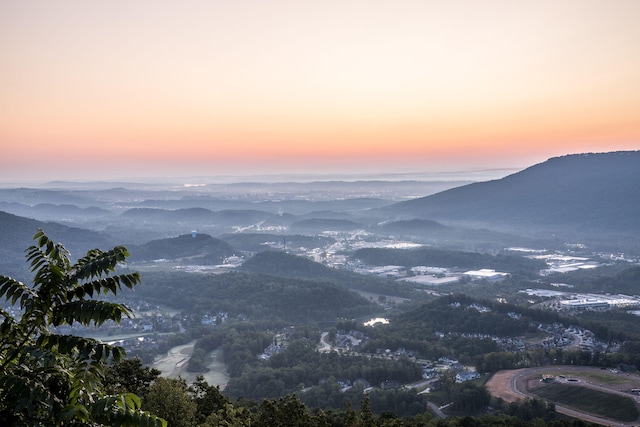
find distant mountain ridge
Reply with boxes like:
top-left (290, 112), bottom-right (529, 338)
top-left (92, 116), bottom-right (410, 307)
top-left (385, 151), bottom-right (640, 243)
top-left (0, 210), bottom-right (115, 280)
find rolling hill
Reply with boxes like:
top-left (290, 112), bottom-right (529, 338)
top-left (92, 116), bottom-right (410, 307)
top-left (127, 233), bottom-right (236, 263)
top-left (136, 270), bottom-right (378, 324)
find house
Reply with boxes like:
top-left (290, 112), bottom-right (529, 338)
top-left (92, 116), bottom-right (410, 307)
top-left (140, 321), bottom-right (154, 332)
top-left (455, 371), bottom-right (480, 383)
top-left (438, 357), bottom-right (458, 365)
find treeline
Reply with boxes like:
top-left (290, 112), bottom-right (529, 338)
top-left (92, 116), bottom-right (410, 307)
top-left (475, 346), bottom-right (640, 373)
top-left (298, 383), bottom-right (428, 418)
top-left (359, 333), bottom-right (499, 365)
top-left (351, 247), bottom-right (547, 278)
top-left (105, 359), bottom-right (586, 426)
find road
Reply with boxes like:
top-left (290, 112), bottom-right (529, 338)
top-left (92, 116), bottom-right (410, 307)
top-left (318, 331), bottom-right (332, 353)
top-left (426, 401), bottom-right (448, 419)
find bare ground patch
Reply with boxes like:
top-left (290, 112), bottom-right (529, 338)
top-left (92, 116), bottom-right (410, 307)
top-left (486, 369), bottom-right (522, 403)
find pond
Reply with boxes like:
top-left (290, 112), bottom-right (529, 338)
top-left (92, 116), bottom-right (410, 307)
top-left (364, 317), bottom-right (389, 326)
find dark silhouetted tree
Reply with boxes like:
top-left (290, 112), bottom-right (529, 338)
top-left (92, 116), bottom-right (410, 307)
top-left (0, 230), bottom-right (165, 426)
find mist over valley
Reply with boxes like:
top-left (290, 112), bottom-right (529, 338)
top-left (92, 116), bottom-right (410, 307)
top-left (2, 151), bottom-right (640, 425)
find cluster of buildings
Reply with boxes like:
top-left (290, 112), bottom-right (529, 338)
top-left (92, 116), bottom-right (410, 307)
top-left (559, 294), bottom-right (640, 311)
top-left (352, 264), bottom-right (511, 286)
top-left (259, 341), bottom-right (284, 360)
top-left (433, 358), bottom-right (480, 383)
top-left (524, 288), bottom-right (640, 312)
top-left (506, 246), bottom-right (606, 275)
top-left (258, 327), bottom-right (296, 360)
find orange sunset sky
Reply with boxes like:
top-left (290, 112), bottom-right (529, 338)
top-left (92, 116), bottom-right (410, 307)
top-left (1, 0), bottom-right (639, 182)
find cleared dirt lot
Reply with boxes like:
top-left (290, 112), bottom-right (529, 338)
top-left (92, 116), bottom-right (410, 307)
top-left (486, 369), bottom-right (522, 403)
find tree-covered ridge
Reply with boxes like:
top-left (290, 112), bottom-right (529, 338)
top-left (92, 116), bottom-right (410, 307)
top-left (376, 218), bottom-right (448, 233)
top-left (0, 230), bottom-right (164, 426)
top-left (219, 232), bottom-right (336, 253)
top-left (395, 294), bottom-right (562, 331)
top-left (240, 250), bottom-right (344, 278)
top-left (120, 207), bottom-right (290, 230)
top-left (135, 270), bottom-right (379, 323)
top-left (352, 247), bottom-right (546, 277)
top-left (545, 264), bottom-right (640, 295)
top-left (396, 298), bottom-right (528, 337)
top-left (238, 250), bottom-right (413, 296)
top-left (358, 293), bottom-right (640, 372)
top-left (290, 218), bottom-right (364, 231)
top-left (127, 232), bottom-right (236, 263)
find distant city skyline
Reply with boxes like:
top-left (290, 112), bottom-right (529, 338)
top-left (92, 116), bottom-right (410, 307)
top-left (1, 1), bottom-right (639, 182)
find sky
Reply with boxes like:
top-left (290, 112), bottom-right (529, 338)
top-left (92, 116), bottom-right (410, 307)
top-left (1, 0), bottom-right (639, 182)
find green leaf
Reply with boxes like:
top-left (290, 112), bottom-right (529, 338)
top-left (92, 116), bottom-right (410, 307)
top-left (52, 300), bottom-right (133, 327)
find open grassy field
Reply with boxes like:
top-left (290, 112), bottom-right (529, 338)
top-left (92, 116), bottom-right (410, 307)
top-left (545, 370), bottom-right (630, 386)
top-left (529, 382), bottom-right (639, 422)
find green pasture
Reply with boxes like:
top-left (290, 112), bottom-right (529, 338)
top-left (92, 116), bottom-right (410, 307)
top-left (531, 383), bottom-right (639, 423)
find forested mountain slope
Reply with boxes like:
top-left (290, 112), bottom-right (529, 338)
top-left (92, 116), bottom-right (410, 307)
top-left (239, 251), bottom-right (411, 296)
top-left (385, 151), bottom-right (640, 241)
top-left (0, 211), bottom-right (115, 280)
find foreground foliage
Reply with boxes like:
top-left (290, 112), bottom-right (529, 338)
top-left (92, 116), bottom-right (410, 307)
top-left (0, 230), bottom-right (165, 426)
top-left (94, 362), bottom-right (604, 427)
